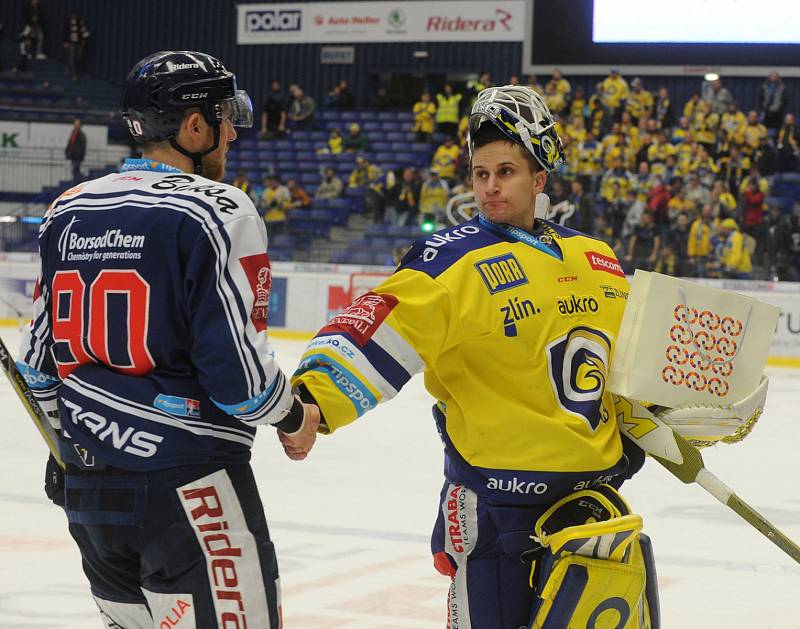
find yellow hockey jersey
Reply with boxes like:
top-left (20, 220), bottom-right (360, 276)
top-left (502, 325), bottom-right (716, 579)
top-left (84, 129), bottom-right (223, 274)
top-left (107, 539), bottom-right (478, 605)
top-left (292, 216), bottom-right (633, 504)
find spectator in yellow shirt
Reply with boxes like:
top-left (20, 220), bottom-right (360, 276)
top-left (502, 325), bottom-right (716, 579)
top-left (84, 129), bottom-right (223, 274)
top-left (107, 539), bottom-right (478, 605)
top-left (430, 135), bottom-right (461, 182)
top-left (667, 189), bottom-right (695, 221)
top-left (565, 115), bottom-right (587, 145)
top-left (412, 91), bottom-right (436, 141)
top-left (457, 114), bottom-right (470, 148)
top-left (569, 86), bottom-right (587, 120)
top-left (526, 74), bottom-right (544, 96)
top-left (710, 181), bottom-right (737, 218)
top-left (683, 92), bottom-right (701, 119)
top-left (466, 70), bottom-right (491, 106)
top-left (721, 102), bottom-right (746, 143)
top-left (543, 80), bottom-right (566, 114)
top-left (261, 175), bottom-right (291, 235)
top-left (739, 165), bottom-right (769, 196)
top-left (435, 83), bottom-right (462, 139)
top-left (318, 128), bottom-right (343, 155)
top-left (349, 155), bottom-right (385, 222)
top-left (601, 68), bottom-right (629, 113)
top-left (742, 110), bottom-right (767, 156)
top-left (719, 218), bottom-right (753, 277)
top-left (550, 68), bottom-right (571, 98)
top-left (625, 78), bottom-right (653, 123)
top-left (419, 169), bottom-right (450, 223)
top-left (600, 156), bottom-right (631, 202)
top-left (688, 205), bottom-right (716, 276)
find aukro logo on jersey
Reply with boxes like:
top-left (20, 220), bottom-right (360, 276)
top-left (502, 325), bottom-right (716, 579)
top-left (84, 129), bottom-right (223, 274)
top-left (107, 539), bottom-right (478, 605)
top-left (556, 293), bottom-right (599, 316)
top-left (500, 296), bottom-right (539, 337)
top-left (422, 224), bottom-right (480, 262)
top-left (57, 216), bottom-right (146, 262)
top-left (475, 253), bottom-right (528, 294)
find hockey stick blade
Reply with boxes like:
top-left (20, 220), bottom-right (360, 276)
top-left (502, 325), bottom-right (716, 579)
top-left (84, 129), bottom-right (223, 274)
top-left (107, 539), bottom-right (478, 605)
top-left (615, 395), bottom-right (800, 564)
top-left (0, 335), bottom-right (64, 469)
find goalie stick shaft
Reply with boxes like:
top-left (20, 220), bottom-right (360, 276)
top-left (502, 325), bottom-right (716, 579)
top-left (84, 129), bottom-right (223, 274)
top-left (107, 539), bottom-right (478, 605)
top-left (616, 396), bottom-right (800, 564)
top-left (653, 451), bottom-right (800, 564)
top-left (0, 334), bottom-right (64, 470)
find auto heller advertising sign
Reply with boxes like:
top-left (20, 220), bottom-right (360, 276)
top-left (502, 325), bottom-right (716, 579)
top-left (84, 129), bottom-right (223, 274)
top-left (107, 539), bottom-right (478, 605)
top-left (237, 1), bottom-right (526, 44)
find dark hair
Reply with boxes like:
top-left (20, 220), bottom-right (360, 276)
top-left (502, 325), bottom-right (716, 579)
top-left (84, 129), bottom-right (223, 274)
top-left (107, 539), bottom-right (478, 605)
top-left (472, 124), bottom-right (541, 173)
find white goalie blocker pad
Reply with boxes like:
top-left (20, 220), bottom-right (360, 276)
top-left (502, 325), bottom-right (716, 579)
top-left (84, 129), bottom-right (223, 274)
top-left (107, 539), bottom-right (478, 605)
top-left (655, 375), bottom-right (768, 447)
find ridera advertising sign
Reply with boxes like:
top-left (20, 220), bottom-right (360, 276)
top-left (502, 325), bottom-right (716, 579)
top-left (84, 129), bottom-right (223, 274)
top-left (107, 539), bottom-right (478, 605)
top-left (236, 2), bottom-right (526, 44)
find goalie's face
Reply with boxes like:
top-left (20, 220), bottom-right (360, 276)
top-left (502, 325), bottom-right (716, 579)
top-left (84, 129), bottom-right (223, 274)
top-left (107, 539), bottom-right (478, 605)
top-left (472, 141), bottom-right (546, 230)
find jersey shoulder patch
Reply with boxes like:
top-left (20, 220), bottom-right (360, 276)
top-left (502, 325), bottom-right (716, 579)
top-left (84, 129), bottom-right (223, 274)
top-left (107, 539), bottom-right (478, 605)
top-left (399, 219), bottom-right (508, 279)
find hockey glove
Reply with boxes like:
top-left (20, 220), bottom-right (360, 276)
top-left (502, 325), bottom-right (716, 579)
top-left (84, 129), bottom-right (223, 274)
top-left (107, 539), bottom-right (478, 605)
top-left (652, 375), bottom-right (768, 448)
top-left (44, 453), bottom-right (65, 507)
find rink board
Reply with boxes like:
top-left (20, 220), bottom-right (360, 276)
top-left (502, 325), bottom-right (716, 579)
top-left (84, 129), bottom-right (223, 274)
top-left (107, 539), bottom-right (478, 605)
top-left (1, 253), bottom-right (800, 364)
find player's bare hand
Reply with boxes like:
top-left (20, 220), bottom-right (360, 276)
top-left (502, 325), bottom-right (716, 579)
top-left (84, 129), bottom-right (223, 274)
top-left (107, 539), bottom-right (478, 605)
top-left (277, 402), bottom-right (320, 461)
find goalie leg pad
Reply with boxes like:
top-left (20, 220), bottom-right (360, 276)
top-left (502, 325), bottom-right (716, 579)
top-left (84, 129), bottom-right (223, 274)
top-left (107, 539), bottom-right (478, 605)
top-left (529, 486), bottom-right (660, 629)
top-left (533, 553), bottom-right (646, 629)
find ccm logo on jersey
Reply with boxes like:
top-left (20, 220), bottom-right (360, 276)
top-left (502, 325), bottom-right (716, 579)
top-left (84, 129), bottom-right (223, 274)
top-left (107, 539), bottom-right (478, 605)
top-left (321, 291), bottom-right (398, 347)
top-left (239, 253), bottom-right (271, 332)
top-left (61, 399), bottom-right (164, 458)
top-left (422, 224), bottom-right (480, 262)
top-left (475, 253), bottom-right (529, 294)
top-left (585, 251), bottom-right (625, 277)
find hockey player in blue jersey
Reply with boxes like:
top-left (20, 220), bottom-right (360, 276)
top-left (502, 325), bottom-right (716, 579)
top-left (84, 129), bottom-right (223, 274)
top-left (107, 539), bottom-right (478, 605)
top-left (17, 51), bottom-right (319, 628)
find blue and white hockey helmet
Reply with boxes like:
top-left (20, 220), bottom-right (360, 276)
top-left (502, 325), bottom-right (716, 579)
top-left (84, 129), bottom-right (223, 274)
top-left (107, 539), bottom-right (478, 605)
top-left (467, 85), bottom-right (565, 173)
top-left (121, 51), bottom-right (253, 143)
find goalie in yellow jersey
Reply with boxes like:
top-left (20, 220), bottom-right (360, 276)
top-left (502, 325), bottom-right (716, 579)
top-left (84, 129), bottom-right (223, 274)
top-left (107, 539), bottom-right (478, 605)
top-left (287, 85), bottom-right (661, 628)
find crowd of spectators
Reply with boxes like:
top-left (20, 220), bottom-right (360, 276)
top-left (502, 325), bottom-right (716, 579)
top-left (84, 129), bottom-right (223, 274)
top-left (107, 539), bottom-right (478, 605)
top-left (535, 69), bottom-right (800, 280)
top-left (251, 68), bottom-right (798, 280)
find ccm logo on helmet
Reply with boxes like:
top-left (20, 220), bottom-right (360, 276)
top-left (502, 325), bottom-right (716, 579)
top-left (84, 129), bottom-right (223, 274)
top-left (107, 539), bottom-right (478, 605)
top-left (181, 92), bottom-right (208, 100)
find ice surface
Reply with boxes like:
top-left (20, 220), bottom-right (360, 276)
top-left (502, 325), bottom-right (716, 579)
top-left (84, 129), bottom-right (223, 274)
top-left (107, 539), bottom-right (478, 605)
top-left (1, 328), bottom-right (798, 628)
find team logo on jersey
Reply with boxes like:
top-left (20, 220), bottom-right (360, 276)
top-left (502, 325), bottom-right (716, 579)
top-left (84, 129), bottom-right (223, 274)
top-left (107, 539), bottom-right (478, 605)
top-left (57, 215), bottom-right (146, 262)
top-left (556, 293), bottom-right (599, 316)
top-left (546, 327), bottom-right (613, 430)
top-left (475, 253), bottom-right (528, 294)
top-left (321, 291), bottom-right (398, 347)
top-left (585, 251), bottom-right (625, 277)
top-left (239, 253), bottom-right (271, 332)
top-left (600, 284), bottom-right (629, 300)
top-left (500, 296), bottom-right (540, 337)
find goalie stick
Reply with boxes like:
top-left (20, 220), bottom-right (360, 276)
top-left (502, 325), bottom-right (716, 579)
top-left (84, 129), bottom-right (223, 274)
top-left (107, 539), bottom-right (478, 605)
top-left (614, 395), bottom-right (799, 564)
top-left (0, 334), bottom-right (64, 470)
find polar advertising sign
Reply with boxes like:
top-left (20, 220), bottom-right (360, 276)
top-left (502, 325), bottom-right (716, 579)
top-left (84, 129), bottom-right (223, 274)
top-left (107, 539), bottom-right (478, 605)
top-left (237, 1), bottom-right (526, 44)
